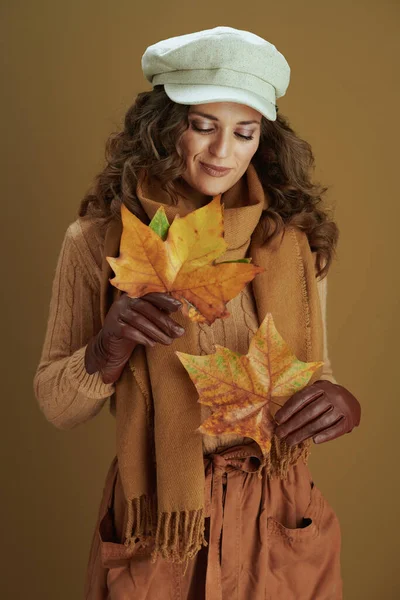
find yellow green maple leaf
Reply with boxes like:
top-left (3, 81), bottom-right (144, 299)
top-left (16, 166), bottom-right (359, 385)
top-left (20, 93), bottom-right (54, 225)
top-left (175, 312), bottom-right (324, 456)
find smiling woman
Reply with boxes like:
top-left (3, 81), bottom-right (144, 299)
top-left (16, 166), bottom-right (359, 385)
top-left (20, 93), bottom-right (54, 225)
top-left (33, 25), bottom-right (361, 600)
top-left (79, 83), bottom-right (338, 280)
top-left (176, 102), bottom-right (262, 202)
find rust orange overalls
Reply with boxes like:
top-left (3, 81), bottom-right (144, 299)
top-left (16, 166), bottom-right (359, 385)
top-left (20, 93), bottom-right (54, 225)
top-left (84, 441), bottom-right (342, 599)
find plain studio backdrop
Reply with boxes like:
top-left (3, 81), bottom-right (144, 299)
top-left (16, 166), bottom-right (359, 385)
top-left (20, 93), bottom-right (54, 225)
top-left (1, 1), bottom-right (399, 598)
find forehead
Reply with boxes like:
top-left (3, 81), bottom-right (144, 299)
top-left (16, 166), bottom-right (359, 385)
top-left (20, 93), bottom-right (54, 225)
top-left (188, 102), bottom-right (262, 123)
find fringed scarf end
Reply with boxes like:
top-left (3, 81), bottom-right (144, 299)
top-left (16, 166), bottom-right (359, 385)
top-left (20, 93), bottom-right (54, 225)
top-left (123, 500), bottom-right (207, 569)
top-left (123, 494), bottom-right (157, 550)
top-left (150, 508), bottom-right (207, 568)
top-left (258, 434), bottom-right (313, 480)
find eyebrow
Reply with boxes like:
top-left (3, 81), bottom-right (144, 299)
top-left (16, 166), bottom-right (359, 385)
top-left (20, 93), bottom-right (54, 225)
top-left (189, 110), bottom-right (261, 125)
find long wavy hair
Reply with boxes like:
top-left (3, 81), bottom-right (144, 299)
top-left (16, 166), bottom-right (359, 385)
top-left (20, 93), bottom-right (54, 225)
top-left (79, 86), bottom-right (339, 280)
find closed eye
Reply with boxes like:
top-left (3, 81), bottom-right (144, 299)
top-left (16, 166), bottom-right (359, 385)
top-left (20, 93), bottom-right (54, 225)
top-left (190, 123), bottom-right (254, 141)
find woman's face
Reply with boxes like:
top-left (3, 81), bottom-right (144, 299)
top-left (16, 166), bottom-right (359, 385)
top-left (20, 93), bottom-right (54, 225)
top-left (176, 102), bottom-right (262, 205)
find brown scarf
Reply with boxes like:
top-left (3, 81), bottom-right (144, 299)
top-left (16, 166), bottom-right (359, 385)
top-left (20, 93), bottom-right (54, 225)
top-left (99, 162), bottom-right (325, 565)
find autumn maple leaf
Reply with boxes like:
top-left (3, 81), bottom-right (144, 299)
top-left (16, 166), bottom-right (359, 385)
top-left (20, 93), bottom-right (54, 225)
top-left (106, 198), bottom-right (265, 325)
top-left (175, 313), bottom-right (324, 457)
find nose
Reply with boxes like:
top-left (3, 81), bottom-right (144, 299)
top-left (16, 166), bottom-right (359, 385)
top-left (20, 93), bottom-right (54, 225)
top-left (208, 131), bottom-right (232, 158)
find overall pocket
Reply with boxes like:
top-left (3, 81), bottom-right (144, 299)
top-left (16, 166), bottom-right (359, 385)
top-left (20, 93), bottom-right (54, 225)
top-left (266, 480), bottom-right (343, 600)
top-left (267, 480), bottom-right (322, 543)
top-left (84, 457), bottom-right (147, 599)
top-left (98, 459), bottom-right (149, 570)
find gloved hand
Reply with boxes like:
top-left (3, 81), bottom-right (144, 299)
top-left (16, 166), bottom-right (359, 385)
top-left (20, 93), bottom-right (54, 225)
top-left (85, 292), bottom-right (185, 384)
top-left (273, 380), bottom-right (361, 446)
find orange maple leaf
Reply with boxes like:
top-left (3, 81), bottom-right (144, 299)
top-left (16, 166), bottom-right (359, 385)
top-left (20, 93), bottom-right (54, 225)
top-left (175, 313), bottom-right (324, 456)
top-left (106, 199), bottom-right (265, 325)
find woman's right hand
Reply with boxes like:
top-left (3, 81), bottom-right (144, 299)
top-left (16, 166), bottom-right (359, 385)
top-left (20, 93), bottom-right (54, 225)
top-left (84, 292), bottom-right (185, 384)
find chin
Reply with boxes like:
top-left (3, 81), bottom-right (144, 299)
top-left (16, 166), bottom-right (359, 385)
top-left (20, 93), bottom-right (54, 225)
top-left (196, 183), bottom-right (229, 197)
top-left (193, 174), bottom-right (234, 193)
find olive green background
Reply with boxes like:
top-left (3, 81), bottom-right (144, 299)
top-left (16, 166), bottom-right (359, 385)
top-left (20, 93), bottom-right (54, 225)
top-left (1, 1), bottom-right (399, 598)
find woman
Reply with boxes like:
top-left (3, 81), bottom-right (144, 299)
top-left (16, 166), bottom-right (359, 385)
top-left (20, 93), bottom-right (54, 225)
top-left (34, 26), bottom-right (361, 599)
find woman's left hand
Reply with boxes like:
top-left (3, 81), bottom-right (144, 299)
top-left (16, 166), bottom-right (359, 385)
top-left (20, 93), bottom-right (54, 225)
top-left (274, 380), bottom-right (361, 446)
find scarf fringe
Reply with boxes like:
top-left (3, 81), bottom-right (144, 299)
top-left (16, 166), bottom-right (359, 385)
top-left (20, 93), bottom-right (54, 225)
top-left (123, 494), bottom-right (157, 550)
top-left (123, 496), bottom-right (208, 567)
top-left (257, 434), bottom-right (313, 479)
top-left (152, 508), bottom-right (208, 564)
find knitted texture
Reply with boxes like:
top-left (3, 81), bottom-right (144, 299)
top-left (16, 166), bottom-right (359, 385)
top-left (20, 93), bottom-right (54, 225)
top-left (33, 218), bottom-right (115, 430)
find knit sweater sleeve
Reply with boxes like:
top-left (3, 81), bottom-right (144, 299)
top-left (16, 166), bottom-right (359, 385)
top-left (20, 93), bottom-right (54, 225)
top-left (33, 218), bottom-right (115, 430)
top-left (316, 275), bottom-right (338, 385)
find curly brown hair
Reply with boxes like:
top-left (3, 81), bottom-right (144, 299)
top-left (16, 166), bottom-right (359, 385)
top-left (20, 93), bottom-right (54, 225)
top-left (79, 85), bottom-right (339, 280)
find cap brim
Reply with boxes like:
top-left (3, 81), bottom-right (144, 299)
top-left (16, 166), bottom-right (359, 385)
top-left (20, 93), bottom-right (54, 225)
top-left (163, 83), bottom-right (277, 121)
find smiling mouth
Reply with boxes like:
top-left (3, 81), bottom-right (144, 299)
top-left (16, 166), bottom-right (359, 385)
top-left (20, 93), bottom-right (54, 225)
top-left (200, 162), bottom-right (232, 176)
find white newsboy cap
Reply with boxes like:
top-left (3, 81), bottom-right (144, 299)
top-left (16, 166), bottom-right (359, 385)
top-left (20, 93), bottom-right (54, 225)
top-left (141, 26), bottom-right (290, 122)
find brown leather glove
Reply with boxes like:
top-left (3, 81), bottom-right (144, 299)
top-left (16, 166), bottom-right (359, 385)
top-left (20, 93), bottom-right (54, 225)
top-left (84, 292), bottom-right (185, 384)
top-left (273, 380), bottom-right (361, 446)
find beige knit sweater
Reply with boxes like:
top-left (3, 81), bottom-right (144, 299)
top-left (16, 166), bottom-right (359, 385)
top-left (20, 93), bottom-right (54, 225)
top-left (33, 215), bottom-right (338, 450)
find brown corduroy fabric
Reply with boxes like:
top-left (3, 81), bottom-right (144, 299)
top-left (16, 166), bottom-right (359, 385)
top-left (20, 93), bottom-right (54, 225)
top-left (99, 162), bottom-right (325, 566)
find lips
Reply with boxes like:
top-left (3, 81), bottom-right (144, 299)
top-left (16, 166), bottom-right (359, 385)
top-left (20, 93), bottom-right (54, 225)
top-left (200, 162), bottom-right (232, 175)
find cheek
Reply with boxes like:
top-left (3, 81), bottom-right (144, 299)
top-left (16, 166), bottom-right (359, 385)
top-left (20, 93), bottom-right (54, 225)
top-left (242, 139), bottom-right (260, 158)
top-left (180, 133), bottom-right (206, 158)
top-left (238, 144), bottom-right (259, 167)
